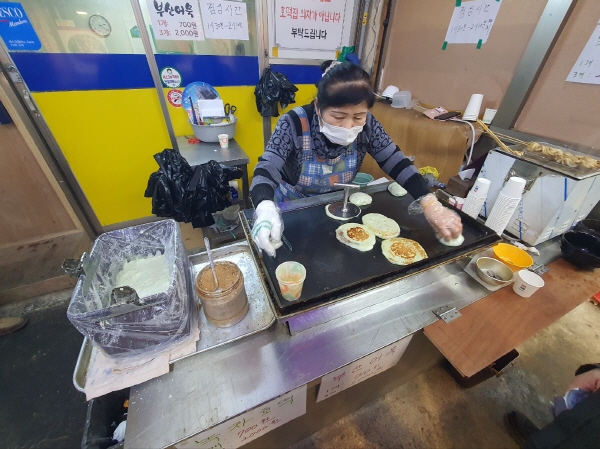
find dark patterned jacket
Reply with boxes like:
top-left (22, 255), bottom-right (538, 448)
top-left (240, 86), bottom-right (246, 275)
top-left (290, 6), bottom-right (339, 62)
top-left (250, 103), bottom-right (430, 206)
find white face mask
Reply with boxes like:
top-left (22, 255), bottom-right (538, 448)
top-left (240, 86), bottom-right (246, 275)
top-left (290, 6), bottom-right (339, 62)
top-left (318, 112), bottom-right (364, 146)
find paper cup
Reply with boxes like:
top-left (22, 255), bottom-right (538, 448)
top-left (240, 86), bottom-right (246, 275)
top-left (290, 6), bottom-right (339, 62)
top-left (501, 177), bottom-right (526, 198)
top-left (275, 261), bottom-right (306, 301)
top-left (218, 133), bottom-right (229, 148)
top-left (512, 269), bottom-right (544, 297)
top-left (471, 178), bottom-right (491, 198)
top-left (454, 197), bottom-right (465, 210)
top-left (463, 94), bottom-right (484, 121)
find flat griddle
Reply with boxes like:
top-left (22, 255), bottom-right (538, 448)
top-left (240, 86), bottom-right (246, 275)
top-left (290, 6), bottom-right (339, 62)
top-left (244, 186), bottom-right (500, 316)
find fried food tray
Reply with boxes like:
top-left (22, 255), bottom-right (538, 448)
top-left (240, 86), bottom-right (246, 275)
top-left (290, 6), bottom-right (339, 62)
top-left (243, 185), bottom-right (501, 316)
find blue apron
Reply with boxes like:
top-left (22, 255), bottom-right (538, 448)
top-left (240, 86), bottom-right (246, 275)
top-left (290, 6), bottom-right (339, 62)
top-left (274, 107), bottom-right (358, 202)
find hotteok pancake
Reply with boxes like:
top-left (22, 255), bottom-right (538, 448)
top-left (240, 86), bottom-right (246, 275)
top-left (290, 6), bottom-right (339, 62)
top-left (381, 238), bottom-right (428, 265)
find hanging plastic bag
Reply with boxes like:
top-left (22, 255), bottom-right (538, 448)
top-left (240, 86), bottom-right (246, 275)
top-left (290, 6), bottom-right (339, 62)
top-left (254, 68), bottom-right (299, 117)
top-left (145, 150), bottom-right (242, 228)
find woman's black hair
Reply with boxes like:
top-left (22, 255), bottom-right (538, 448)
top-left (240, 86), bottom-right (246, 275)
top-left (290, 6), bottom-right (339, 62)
top-left (317, 60), bottom-right (375, 110)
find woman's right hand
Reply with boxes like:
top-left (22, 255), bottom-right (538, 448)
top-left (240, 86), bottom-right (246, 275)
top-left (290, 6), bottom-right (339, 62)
top-left (251, 200), bottom-right (283, 257)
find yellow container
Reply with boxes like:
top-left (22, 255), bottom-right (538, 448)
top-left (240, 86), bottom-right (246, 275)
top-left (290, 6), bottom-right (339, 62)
top-left (492, 243), bottom-right (534, 272)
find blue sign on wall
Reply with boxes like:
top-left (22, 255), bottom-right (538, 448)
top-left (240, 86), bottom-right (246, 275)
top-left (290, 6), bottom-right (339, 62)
top-left (0, 2), bottom-right (41, 51)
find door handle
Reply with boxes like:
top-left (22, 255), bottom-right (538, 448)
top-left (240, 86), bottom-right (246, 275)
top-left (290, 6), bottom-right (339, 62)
top-left (22, 90), bottom-right (38, 114)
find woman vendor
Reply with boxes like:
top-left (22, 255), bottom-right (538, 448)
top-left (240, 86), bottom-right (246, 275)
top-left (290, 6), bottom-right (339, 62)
top-left (250, 61), bottom-right (462, 257)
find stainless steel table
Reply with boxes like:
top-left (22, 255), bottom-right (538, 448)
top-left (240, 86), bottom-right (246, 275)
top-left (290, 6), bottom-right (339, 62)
top-left (178, 136), bottom-right (251, 209)
top-left (125, 188), bottom-right (562, 449)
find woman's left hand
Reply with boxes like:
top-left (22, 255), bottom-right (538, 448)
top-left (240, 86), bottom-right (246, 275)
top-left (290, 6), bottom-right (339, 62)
top-left (421, 194), bottom-right (463, 241)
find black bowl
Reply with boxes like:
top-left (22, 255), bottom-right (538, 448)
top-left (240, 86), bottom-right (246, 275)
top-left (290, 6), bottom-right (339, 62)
top-left (575, 219), bottom-right (600, 239)
top-left (561, 231), bottom-right (600, 270)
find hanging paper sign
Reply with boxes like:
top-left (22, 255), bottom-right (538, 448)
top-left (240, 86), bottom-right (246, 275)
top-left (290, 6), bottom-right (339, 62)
top-left (167, 89), bottom-right (183, 107)
top-left (566, 19), bottom-right (600, 85)
top-left (160, 66), bottom-right (182, 88)
top-left (443, 0), bottom-right (502, 47)
top-left (146, 0), bottom-right (205, 41)
top-left (274, 0), bottom-right (347, 51)
top-left (199, 0), bottom-right (249, 41)
top-left (0, 2), bottom-right (42, 51)
top-left (176, 385), bottom-right (307, 449)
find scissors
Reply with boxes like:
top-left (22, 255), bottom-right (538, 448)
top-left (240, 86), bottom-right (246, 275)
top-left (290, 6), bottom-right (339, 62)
top-left (224, 103), bottom-right (237, 116)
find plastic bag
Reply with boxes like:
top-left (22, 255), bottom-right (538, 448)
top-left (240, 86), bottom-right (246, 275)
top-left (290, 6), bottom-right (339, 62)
top-left (145, 149), bottom-right (242, 228)
top-left (67, 220), bottom-right (197, 359)
top-left (254, 68), bottom-right (299, 117)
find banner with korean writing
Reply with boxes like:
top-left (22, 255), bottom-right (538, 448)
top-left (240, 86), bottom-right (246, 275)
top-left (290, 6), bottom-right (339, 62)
top-left (566, 19), bottom-right (600, 85)
top-left (146, 0), bottom-right (205, 41)
top-left (199, 0), bottom-right (249, 41)
top-left (444, 0), bottom-right (502, 46)
top-left (176, 384), bottom-right (307, 449)
top-left (274, 0), bottom-right (347, 51)
top-left (317, 336), bottom-right (412, 402)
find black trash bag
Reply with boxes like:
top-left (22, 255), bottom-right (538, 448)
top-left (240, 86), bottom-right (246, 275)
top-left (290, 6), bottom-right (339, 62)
top-left (254, 68), bottom-right (299, 117)
top-left (144, 149), bottom-right (193, 222)
top-left (186, 160), bottom-right (242, 228)
top-left (145, 150), bottom-right (242, 228)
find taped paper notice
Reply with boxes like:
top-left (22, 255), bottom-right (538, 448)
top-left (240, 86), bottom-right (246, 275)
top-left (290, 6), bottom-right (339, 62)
top-left (317, 336), bottom-right (412, 402)
top-left (566, 20), bottom-right (600, 85)
top-left (177, 385), bottom-right (307, 449)
top-left (444, 0), bottom-right (502, 46)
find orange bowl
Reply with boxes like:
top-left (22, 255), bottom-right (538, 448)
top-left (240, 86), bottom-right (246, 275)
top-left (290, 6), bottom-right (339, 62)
top-left (492, 243), bottom-right (534, 272)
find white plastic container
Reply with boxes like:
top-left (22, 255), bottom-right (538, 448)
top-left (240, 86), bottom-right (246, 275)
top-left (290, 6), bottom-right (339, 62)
top-left (391, 91), bottom-right (411, 108)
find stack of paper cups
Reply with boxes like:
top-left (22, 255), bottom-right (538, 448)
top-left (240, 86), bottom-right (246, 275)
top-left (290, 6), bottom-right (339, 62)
top-left (462, 94), bottom-right (484, 121)
top-left (485, 177), bottom-right (526, 236)
top-left (462, 178), bottom-right (491, 218)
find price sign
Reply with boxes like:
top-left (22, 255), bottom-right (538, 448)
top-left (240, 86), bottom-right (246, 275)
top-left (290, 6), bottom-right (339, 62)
top-left (146, 0), bottom-right (205, 41)
top-left (176, 384), bottom-right (307, 449)
top-left (316, 336), bottom-right (412, 402)
top-left (566, 20), bottom-right (600, 85)
top-left (199, 0), bottom-right (249, 41)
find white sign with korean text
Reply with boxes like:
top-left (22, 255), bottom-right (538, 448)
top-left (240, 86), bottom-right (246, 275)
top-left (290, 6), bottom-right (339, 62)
top-left (176, 384), bottom-right (307, 449)
top-left (146, 0), bottom-right (205, 41)
top-left (317, 336), bottom-right (412, 403)
top-left (566, 19), bottom-right (600, 85)
top-left (199, 0), bottom-right (249, 41)
top-left (274, 0), bottom-right (347, 51)
top-left (444, 0), bottom-right (502, 46)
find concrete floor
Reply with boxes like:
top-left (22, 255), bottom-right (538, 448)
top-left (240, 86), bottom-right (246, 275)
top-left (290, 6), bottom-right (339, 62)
top-left (0, 291), bottom-right (598, 449)
top-left (290, 300), bottom-right (600, 449)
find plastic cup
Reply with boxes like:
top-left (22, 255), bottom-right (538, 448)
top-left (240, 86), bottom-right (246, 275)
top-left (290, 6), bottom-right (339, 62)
top-left (218, 133), bottom-right (229, 148)
top-left (275, 261), bottom-right (306, 301)
top-left (471, 178), bottom-right (491, 198)
top-left (463, 94), bottom-right (484, 121)
top-left (512, 269), bottom-right (545, 297)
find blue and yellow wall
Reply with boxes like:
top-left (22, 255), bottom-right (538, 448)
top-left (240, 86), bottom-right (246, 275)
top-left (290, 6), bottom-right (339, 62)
top-left (12, 52), bottom-right (319, 227)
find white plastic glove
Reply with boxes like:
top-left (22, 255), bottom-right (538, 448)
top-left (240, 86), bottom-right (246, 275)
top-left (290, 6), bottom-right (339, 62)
top-left (251, 200), bottom-right (283, 257)
top-left (420, 194), bottom-right (463, 241)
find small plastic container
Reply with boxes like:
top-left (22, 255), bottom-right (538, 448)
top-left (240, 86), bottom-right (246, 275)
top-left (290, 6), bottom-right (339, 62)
top-left (195, 261), bottom-right (249, 327)
top-left (492, 243), bottom-right (534, 272)
top-left (391, 91), bottom-right (411, 108)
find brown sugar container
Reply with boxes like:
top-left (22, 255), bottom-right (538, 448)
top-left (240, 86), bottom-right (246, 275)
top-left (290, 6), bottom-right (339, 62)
top-left (195, 261), bottom-right (248, 327)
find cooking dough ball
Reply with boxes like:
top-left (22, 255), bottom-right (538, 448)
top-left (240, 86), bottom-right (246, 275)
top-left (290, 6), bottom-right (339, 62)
top-left (349, 192), bottom-right (372, 207)
top-left (438, 234), bottom-right (465, 247)
top-left (388, 182), bottom-right (407, 197)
